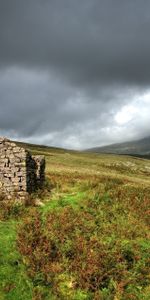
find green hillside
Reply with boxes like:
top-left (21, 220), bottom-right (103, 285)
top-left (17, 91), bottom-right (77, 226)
top-left (0, 144), bottom-right (150, 300)
top-left (87, 136), bottom-right (150, 156)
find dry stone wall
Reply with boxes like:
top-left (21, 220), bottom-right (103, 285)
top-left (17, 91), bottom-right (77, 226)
top-left (32, 155), bottom-right (45, 188)
top-left (0, 137), bottom-right (45, 199)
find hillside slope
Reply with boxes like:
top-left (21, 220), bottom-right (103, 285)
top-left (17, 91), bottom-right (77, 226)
top-left (87, 136), bottom-right (150, 156)
top-left (1, 143), bottom-right (150, 299)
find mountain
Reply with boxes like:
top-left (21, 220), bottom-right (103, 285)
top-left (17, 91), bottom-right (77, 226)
top-left (87, 136), bottom-right (150, 157)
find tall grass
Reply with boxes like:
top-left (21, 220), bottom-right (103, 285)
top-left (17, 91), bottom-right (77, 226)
top-left (0, 146), bottom-right (150, 299)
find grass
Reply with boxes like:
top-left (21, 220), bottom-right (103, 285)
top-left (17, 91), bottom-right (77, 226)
top-left (0, 220), bottom-right (33, 300)
top-left (41, 191), bottom-right (85, 217)
top-left (0, 144), bottom-right (150, 299)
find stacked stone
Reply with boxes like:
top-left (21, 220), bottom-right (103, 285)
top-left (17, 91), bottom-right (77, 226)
top-left (0, 137), bottom-right (46, 200)
top-left (26, 153), bottom-right (37, 193)
top-left (0, 137), bottom-right (27, 199)
top-left (32, 155), bottom-right (45, 188)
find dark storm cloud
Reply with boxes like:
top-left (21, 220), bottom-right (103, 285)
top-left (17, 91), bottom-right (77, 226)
top-left (0, 0), bottom-right (150, 148)
top-left (1, 0), bottom-right (150, 85)
top-left (0, 68), bottom-right (124, 135)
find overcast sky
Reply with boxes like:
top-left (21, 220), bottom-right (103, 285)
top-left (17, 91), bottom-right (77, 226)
top-left (0, 0), bottom-right (150, 149)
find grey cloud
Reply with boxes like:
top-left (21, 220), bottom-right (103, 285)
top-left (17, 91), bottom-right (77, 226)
top-left (0, 0), bottom-right (150, 148)
top-left (0, 68), bottom-right (124, 132)
top-left (1, 0), bottom-right (150, 85)
top-left (0, 66), bottom-right (148, 149)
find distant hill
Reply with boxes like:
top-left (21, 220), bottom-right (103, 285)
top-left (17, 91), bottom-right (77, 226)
top-left (13, 140), bottom-right (77, 156)
top-left (15, 140), bottom-right (67, 154)
top-left (87, 136), bottom-right (150, 157)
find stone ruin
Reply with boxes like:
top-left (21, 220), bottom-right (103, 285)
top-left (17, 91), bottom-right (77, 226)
top-left (0, 137), bottom-right (45, 199)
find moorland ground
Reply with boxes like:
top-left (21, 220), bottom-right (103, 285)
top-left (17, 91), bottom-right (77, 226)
top-left (0, 144), bottom-right (150, 300)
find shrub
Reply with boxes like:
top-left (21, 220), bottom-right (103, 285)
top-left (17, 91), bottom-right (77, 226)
top-left (0, 192), bottom-right (6, 201)
top-left (17, 202), bottom-right (150, 299)
top-left (0, 200), bottom-right (25, 220)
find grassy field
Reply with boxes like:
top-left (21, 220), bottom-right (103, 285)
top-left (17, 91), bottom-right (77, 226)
top-left (0, 144), bottom-right (150, 299)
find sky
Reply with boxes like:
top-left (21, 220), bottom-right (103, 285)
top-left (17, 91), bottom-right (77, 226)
top-left (0, 0), bottom-right (150, 149)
